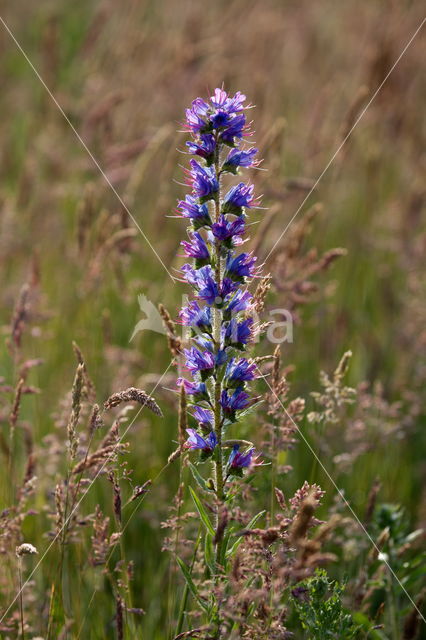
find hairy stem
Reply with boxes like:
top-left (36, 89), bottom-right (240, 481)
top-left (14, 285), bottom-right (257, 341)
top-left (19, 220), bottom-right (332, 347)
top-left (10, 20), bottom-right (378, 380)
top-left (213, 139), bottom-right (225, 573)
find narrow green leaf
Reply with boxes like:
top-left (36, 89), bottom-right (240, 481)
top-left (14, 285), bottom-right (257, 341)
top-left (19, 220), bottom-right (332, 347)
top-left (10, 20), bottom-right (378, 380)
top-left (204, 532), bottom-right (215, 576)
top-left (226, 510), bottom-right (266, 558)
top-left (176, 556), bottom-right (208, 613)
top-left (188, 462), bottom-right (210, 492)
top-left (189, 486), bottom-right (215, 537)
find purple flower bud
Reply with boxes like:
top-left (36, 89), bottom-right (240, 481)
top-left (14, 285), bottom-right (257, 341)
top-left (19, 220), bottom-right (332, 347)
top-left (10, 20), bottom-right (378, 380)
top-left (222, 182), bottom-right (256, 214)
top-left (185, 428), bottom-right (217, 453)
top-left (177, 195), bottom-right (212, 229)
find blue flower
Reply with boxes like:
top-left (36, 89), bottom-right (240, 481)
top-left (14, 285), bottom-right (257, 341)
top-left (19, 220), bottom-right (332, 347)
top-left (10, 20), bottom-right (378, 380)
top-left (225, 252), bottom-right (257, 282)
top-left (223, 147), bottom-right (258, 172)
top-left (181, 265), bottom-right (238, 306)
top-left (179, 301), bottom-right (211, 331)
top-left (224, 358), bottom-right (257, 387)
top-left (191, 406), bottom-right (213, 428)
top-left (184, 347), bottom-right (215, 375)
top-left (220, 113), bottom-right (247, 144)
top-left (223, 318), bottom-right (253, 347)
top-left (220, 387), bottom-right (250, 419)
top-left (210, 89), bottom-right (246, 113)
top-left (222, 182), bottom-right (256, 214)
top-left (185, 428), bottom-right (217, 453)
top-left (211, 215), bottom-right (245, 246)
top-left (177, 378), bottom-right (209, 401)
top-left (185, 98), bottom-right (210, 134)
top-left (227, 444), bottom-right (255, 470)
top-left (188, 160), bottom-right (218, 202)
top-left (177, 195), bottom-right (212, 229)
top-left (223, 290), bottom-right (252, 318)
top-left (186, 134), bottom-right (216, 164)
top-left (181, 231), bottom-right (210, 265)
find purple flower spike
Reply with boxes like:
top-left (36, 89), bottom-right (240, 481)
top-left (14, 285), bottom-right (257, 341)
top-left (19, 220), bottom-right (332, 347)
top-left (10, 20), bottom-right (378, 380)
top-left (177, 195), bottom-right (212, 229)
top-left (185, 428), bottom-right (217, 453)
top-left (225, 252), bottom-right (257, 282)
top-left (184, 347), bottom-right (215, 375)
top-left (228, 444), bottom-right (255, 470)
top-left (192, 406), bottom-right (214, 428)
top-left (222, 182), bottom-right (256, 214)
top-left (188, 160), bottom-right (219, 202)
top-left (181, 231), bottom-right (210, 265)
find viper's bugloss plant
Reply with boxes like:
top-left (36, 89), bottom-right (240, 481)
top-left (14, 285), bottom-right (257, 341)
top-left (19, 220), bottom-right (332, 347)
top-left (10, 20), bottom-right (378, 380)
top-left (176, 88), bottom-right (262, 503)
top-left (173, 87), bottom-right (264, 634)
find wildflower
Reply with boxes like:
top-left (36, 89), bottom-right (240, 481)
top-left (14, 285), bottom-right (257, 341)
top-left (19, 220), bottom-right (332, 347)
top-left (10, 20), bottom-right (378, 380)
top-left (224, 358), bottom-right (257, 387)
top-left (188, 160), bottom-right (218, 201)
top-left (185, 428), bottom-right (217, 453)
top-left (222, 182), bottom-right (256, 215)
top-left (225, 252), bottom-right (257, 282)
top-left (186, 134), bottom-right (216, 164)
top-left (222, 147), bottom-right (258, 173)
top-left (177, 195), bottom-right (212, 229)
top-left (224, 289), bottom-right (253, 318)
top-left (184, 347), bottom-right (215, 376)
top-left (192, 406), bottom-right (213, 428)
top-left (179, 300), bottom-right (212, 331)
top-left (211, 215), bottom-right (245, 246)
top-left (220, 387), bottom-right (250, 421)
top-left (181, 231), bottom-right (210, 265)
top-left (177, 378), bottom-right (209, 401)
top-left (227, 444), bottom-right (256, 476)
top-left (223, 318), bottom-right (253, 348)
top-left (220, 113), bottom-right (247, 144)
top-left (210, 88), bottom-right (246, 113)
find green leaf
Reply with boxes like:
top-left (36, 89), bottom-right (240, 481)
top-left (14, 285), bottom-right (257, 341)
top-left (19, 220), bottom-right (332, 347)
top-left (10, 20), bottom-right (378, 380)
top-left (226, 510), bottom-right (266, 558)
top-left (176, 556), bottom-right (208, 613)
top-left (189, 486), bottom-right (215, 537)
top-left (188, 462), bottom-right (210, 492)
top-left (204, 532), bottom-right (215, 576)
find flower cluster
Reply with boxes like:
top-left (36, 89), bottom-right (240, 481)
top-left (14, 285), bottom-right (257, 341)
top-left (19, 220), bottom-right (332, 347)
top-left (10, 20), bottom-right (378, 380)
top-left (176, 88), bottom-right (261, 483)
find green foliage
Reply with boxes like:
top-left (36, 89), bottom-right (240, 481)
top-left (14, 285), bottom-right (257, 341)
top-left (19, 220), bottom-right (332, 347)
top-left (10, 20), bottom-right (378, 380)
top-left (292, 569), bottom-right (359, 640)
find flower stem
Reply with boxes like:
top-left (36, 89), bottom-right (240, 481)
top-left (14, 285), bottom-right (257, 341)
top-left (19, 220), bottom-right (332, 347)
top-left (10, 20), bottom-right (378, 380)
top-left (213, 138), bottom-right (225, 571)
